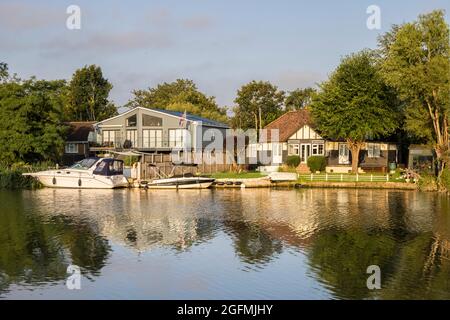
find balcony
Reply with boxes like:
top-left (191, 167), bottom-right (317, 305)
top-left (91, 137), bottom-right (189, 151)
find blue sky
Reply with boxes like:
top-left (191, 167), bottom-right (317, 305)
top-left (1, 0), bottom-right (449, 109)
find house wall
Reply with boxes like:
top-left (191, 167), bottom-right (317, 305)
top-left (96, 108), bottom-right (227, 151)
top-left (62, 142), bottom-right (90, 165)
top-left (290, 125), bottom-right (323, 140)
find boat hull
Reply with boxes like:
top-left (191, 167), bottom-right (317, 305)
top-left (145, 177), bottom-right (215, 189)
top-left (145, 182), bottom-right (214, 189)
top-left (24, 171), bottom-right (129, 189)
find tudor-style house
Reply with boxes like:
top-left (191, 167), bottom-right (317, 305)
top-left (251, 110), bottom-right (399, 173)
top-left (92, 107), bottom-right (229, 153)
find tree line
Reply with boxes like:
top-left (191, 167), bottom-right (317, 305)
top-left (0, 64), bottom-right (314, 166)
top-left (311, 9), bottom-right (449, 186)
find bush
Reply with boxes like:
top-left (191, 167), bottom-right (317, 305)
top-left (307, 156), bottom-right (326, 172)
top-left (440, 167), bottom-right (450, 192)
top-left (417, 173), bottom-right (438, 192)
top-left (0, 162), bottom-right (47, 189)
top-left (286, 155), bottom-right (300, 167)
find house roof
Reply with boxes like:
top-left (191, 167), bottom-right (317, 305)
top-left (151, 108), bottom-right (230, 128)
top-left (66, 122), bottom-right (95, 142)
top-left (95, 107), bottom-right (229, 129)
top-left (263, 110), bottom-right (312, 142)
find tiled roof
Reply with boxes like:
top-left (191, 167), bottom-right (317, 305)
top-left (263, 110), bottom-right (312, 142)
top-left (66, 122), bottom-right (95, 142)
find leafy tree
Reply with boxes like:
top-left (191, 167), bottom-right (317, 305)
top-left (311, 50), bottom-right (400, 173)
top-left (128, 79), bottom-right (228, 123)
top-left (0, 62), bottom-right (8, 82)
top-left (65, 65), bottom-right (117, 121)
top-left (285, 87), bottom-right (316, 110)
top-left (379, 10), bottom-right (450, 180)
top-left (232, 81), bottom-right (285, 130)
top-left (0, 78), bottom-right (67, 165)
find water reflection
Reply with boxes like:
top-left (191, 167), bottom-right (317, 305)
top-left (0, 188), bottom-right (449, 299)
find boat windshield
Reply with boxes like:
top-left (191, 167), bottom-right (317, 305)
top-left (70, 158), bottom-right (98, 170)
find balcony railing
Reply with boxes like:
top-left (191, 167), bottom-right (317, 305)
top-left (96, 138), bottom-right (189, 150)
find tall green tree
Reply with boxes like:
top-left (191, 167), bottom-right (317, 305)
top-left (232, 81), bottom-right (285, 130)
top-left (65, 65), bottom-right (117, 121)
top-left (128, 79), bottom-right (228, 122)
top-left (311, 50), bottom-right (400, 173)
top-left (379, 10), bottom-right (450, 179)
top-left (0, 78), bottom-right (68, 164)
top-left (0, 62), bottom-right (8, 82)
top-left (285, 87), bottom-right (316, 110)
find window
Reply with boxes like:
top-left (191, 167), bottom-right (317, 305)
top-left (126, 114), bottom-right (137, 127)
top-left (143, 129), bottom-right (163, 148)
top-left (102, 130), bottom-right (117, 146)
top-left (169, 129), bottom-right (185, 148)
top-left (142, 114), bottom-right (162, 127)
top-left (367, 143), bottom-right (381, 158)
top-left (65, 143), bottom-right (78, 154)
top-left (339, 144), bottom-right (350, 164)
top-left (126, 130), bottom-right (137, 148)
top-left (312, 144), bottom-right (324, 155)
top-left (288, 144), bottom-right (299, 155)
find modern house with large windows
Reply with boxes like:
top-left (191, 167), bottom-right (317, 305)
top-left (92, 107), bottom-right (229, 153)
top-left (252, 110), bottom-right (399, 173)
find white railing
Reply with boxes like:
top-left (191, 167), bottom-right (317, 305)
top-left (298, 173), bottom-right (391, 182)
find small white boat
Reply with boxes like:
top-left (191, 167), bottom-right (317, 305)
top-left (142, 176), bottom-right (215, 189)
top-left (23, 158), bottom-right (129, 189)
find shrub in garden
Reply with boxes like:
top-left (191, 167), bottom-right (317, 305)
top-left (440, 167), bottom-right (450, 192)
top-left (286, 155), bottom-right (300, 167)
top-left (307, 156), bottom-right (326, 172)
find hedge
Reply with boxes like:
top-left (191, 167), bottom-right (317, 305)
top-left (307, 156), bottom-right (326, 172)
top-left (286, 155), bottom-right (301, 167)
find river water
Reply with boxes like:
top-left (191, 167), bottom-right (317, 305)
top-left (0, 188), bottom-right (449, 299)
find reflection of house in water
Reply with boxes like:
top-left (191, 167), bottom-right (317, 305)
top-left (31, 189), bottom-right (219, 252)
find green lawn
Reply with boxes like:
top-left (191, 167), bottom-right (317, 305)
top-left (210, 171), bottom-right (266, 179)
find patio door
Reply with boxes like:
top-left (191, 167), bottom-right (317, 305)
top-left (339, 144), bottom-right (350, 164)
top-left (126, 130), bottom-right (137, 148)
top-left (300, 144), bottom-right (311, 163)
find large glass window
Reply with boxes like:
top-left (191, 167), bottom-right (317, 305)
top-left (102, 130), bottom-right (117, 146)
top-left (169, 129), bottom-right (185, 148)
top-left (126, 114), bottom-right (137, 127)
top-left (126, 130), bottom-right (137, 148)
top-left (143, 129), bottom-right (163, 148)
top-left (142, 114), bottom-right (162, 127)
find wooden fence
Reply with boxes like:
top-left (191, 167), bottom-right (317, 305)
top-left (298, 173), bottom-right (392, 182)
top-left (139, 152), bottom-right (243, 180)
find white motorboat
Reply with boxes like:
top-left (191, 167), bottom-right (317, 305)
top-left (142, 175), bottom-right (215, 189)
top-left (23, 158), bottom-right (129, 189)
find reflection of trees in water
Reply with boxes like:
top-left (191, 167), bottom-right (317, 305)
top-left (0, 192), bottom-right (111, 294)
top-left (307, 228), bottom-right (398, 299)
top-left (306, 191), bottom-right (450, 299)
top-left (224, 219), bottom-right (283, 266)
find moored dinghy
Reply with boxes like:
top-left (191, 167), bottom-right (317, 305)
top-left (142, 174), bottom-right (215, 189)
top-left (23, 158), bottom-right (129, 189)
